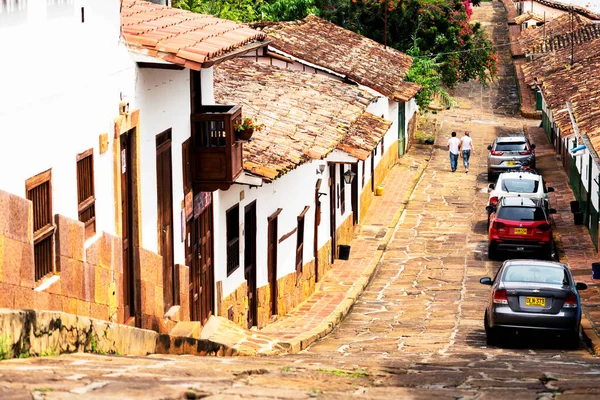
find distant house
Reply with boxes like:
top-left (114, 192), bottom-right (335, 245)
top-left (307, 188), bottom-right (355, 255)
top-left (211, 58), bottom-right (392, 328)
top-left (0, 0), bottom-right (266, 332)
top-left (515, 0), bottom-right (600, 23)
top-left (522, 30), bottom-right (600, 250)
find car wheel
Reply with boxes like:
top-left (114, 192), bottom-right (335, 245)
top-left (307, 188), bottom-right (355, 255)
top-left (487, 170), bottom-right (494, 182)
top-left (484, 312), bottom-right (498, 346)
top-left (488, 244), bottom-right (498, 260)
top-left (486, 213), bottom-right (491, 231)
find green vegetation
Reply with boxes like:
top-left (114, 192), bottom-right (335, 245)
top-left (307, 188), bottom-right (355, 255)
top-left (0, 335), bottom-right (10, 360)
top-left (281, 366), bottom-right (293, 372)
top-left (33, 388), bottom-right (54, 393)
top-left (317, 367), bottom-right (370, 378)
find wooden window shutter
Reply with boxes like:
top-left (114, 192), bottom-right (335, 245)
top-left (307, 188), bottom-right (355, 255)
top-left (339, 164), bottom-right (346, 215)
top-left (226, 204), bottom-right (240, 276)
top-left (182, 138), bottom-right (191, 194)
top-left (26, 169), bottom-right (55, 281)
top-left (76, 149), bottom-right (96, 239)
top-left (295, 206), bottom-right (308, 275)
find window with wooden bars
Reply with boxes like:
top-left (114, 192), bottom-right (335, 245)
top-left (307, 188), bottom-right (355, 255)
top-left (226, 204), bottom-right (240, 276)
top-left (76, 149), bottom-right (96, 239)
top-left (26, 169), bottom-right (55, 281)
top-left (296, 206), bottom-right (309, 275)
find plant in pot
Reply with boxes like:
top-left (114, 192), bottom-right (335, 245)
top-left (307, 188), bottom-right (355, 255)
top-left (234, 117), bottom-right (264, 141)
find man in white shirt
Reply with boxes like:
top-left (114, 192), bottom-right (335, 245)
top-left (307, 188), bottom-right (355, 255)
top-left (447, 131), bottom-right (461, 172)
top-left (460, 131), bottom-right (474, 173)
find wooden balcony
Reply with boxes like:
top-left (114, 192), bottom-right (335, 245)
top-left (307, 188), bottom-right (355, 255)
top-left (190, 105), bottom-right (243, 192)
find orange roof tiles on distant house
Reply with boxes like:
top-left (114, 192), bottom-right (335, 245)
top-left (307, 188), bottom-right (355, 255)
top-left (120, 0), bottom-right (266, 70)
top-left (260, 15), bottom-right (420, 103)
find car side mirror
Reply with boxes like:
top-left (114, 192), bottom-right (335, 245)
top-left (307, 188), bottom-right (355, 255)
top-left (487, 145), bottom-right (492, 151)
top-left (531, 144), bottom-right (536, 149)
top-left (480, 277), bottom-right (493, 285)
top-left (576, 282), bottom-right (588, 291)
top-left (548, 208), bottom-right (557, 214)
top-left (488, 183), bottom-right (495, 190)
top-left (546, 187), bottom-right (554, 193)
top-left (486, 206), bottom-right (496, 213)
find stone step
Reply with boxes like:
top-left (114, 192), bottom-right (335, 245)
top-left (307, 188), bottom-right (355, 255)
top-left (169, 321), bottom-right (202, 339)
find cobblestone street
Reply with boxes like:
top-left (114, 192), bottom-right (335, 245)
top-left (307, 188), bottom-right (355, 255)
top-left (2, 2), bottom-right (600, 399)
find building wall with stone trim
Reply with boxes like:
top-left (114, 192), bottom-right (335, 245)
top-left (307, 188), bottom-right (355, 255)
top-left (360, 141), bottom-right (400, 219)
top-left (0, 189), bottom-right (189, 334)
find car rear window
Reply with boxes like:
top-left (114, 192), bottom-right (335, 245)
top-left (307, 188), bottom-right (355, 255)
top-left (497, 206), bottom-right (546, 221)
top-left (495, 142), bottom-right (528, 152)
top-left (503, 265), bottom-right (570, 285)
top-left (501, 179), bottom-right (539, 193)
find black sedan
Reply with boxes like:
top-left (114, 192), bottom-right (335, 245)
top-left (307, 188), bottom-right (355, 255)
top-left (480, 259), bottom-right (587, 348)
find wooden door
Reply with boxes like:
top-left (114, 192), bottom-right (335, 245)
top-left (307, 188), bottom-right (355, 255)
top-left (329, 164), bottom-right (336, 262)
top-left (267, 211), bottom-right (279, 317)
top-left (156, 130), bottom-right (175, 312)
top-left (371, 151), bottom-right (375, 192)
top-left (189, 199), bottom-right (215, 324)
top-left (351, 163), bottom-right (359, 225)
top-left (120, 131), bottom-right (135, 321)
top-left (244, 202), bottom-right (257, 328)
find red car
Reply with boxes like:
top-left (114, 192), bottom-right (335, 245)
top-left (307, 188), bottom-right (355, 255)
top-left (487, 197), bottom-right (556, 260)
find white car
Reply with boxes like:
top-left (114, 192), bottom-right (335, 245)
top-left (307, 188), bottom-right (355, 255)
top-left (487, 171), bottom-right (554, 226)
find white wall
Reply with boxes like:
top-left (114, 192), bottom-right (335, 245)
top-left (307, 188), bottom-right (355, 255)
top-left (214, 159), bottom-right (327, 297)
top-left (134, 68), bottom-right (191, 264)
top-left (0, 0), bottom-right (135, 238)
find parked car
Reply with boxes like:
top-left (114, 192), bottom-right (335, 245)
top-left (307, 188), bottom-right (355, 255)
top-left (487, 171), bottom-right (554, 227)
top-left (487, 134), bottom-right (536, 181)
top-left (480, 259), bottom-right (587, 348)
top-left (487, 197), bottom-right (556, 260)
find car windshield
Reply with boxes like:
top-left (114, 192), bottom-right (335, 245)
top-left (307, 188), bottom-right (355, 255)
top-left (501, 179), bottom-right (539, 193)
top-left (497, 206), bottom-right (546, 221)
top-left (503, 265), bottom-right (570, 285)
top-left (495, 142), bottom-right (528, 152)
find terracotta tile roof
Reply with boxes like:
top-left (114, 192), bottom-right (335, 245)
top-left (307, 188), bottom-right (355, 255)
top-left (120, 0), bottom-right (266, 70)
top-left (259, 15), bottom-right (420, 102)
top-left (540, 55), bottom-right (600, 144)
top-left (520, 13), bottom-right (594, 55)
top-left (515, 12), bottom-right (544, 25)
top-left (534, 0), bottom-right (600, 21)
top-left (522, 29), bottom-right (600, 85)
top-left (214, 59), bottom-right (390, 180)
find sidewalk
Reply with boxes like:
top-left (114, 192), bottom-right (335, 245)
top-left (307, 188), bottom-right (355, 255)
top-left (200, 144), bottom-right (433, 355)
top-left (526, 126), bottom-right (600, 354)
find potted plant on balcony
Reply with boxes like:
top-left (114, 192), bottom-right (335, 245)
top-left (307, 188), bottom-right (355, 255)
top-left (234, 117), bottom-right (263, 141)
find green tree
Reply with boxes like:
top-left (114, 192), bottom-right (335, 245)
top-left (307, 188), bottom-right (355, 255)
top-left (173, 0), bottom-right (262, 22)
top-left (260, 0), bottom-right (320, 21)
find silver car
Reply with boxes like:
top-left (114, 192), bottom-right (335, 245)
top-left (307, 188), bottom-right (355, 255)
top-left (480, 260), bottom-right (587, 348)
top-left (487, 134), bottom-right (536, 181)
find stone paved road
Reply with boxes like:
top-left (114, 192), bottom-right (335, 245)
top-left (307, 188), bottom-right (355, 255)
top-left (2, 3), bottom-right (600, 400)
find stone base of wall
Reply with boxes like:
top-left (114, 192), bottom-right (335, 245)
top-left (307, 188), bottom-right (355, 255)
top-left (0, 189), bottom-right (189, 334)
top-left (360, 144), bottom-right (399, 219)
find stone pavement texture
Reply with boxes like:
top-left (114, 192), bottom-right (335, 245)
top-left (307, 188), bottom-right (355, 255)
top-left (3, 2), bottom-right (600, 399)
top-left (201, 144), bottom-right (433, 355)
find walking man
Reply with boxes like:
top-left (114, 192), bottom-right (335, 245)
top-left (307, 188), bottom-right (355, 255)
top-left (460, 131), bottom-right (473, 173)
top-left (447, 131), bottom-right (461, 172)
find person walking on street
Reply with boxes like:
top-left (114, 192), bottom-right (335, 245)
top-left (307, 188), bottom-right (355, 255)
top-left (460, 131), bottom-right (473, 173)
top-left (447, 131), bottom-right (461, 172)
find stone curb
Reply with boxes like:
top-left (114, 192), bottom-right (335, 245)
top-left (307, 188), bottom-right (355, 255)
top-left (581, 317), bottom-right (600, 355)
top-left (277, 148), bottom-right (432, 354)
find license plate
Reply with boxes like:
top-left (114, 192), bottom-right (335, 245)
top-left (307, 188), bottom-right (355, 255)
top-left (506, 161), bottom-right (516, 166)
top-left (526, 296), bottom-right (546, 307)
top-left (514, 228), bottom-right (527, 235)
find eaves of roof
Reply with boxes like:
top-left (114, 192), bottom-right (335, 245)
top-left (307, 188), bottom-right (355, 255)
top-left (120, 0), bottom-right (266, 70)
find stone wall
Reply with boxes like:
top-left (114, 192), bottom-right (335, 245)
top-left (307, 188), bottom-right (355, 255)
top-left (0, 189), bottom-right (189, 334)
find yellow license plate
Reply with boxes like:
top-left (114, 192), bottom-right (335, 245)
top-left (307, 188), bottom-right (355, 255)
top-left (526, 296), bottom-right (546, 307)
top-left (506, 161), bottom-right (516, 166)
top-left (514, 228), bottom-right (527, 235)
